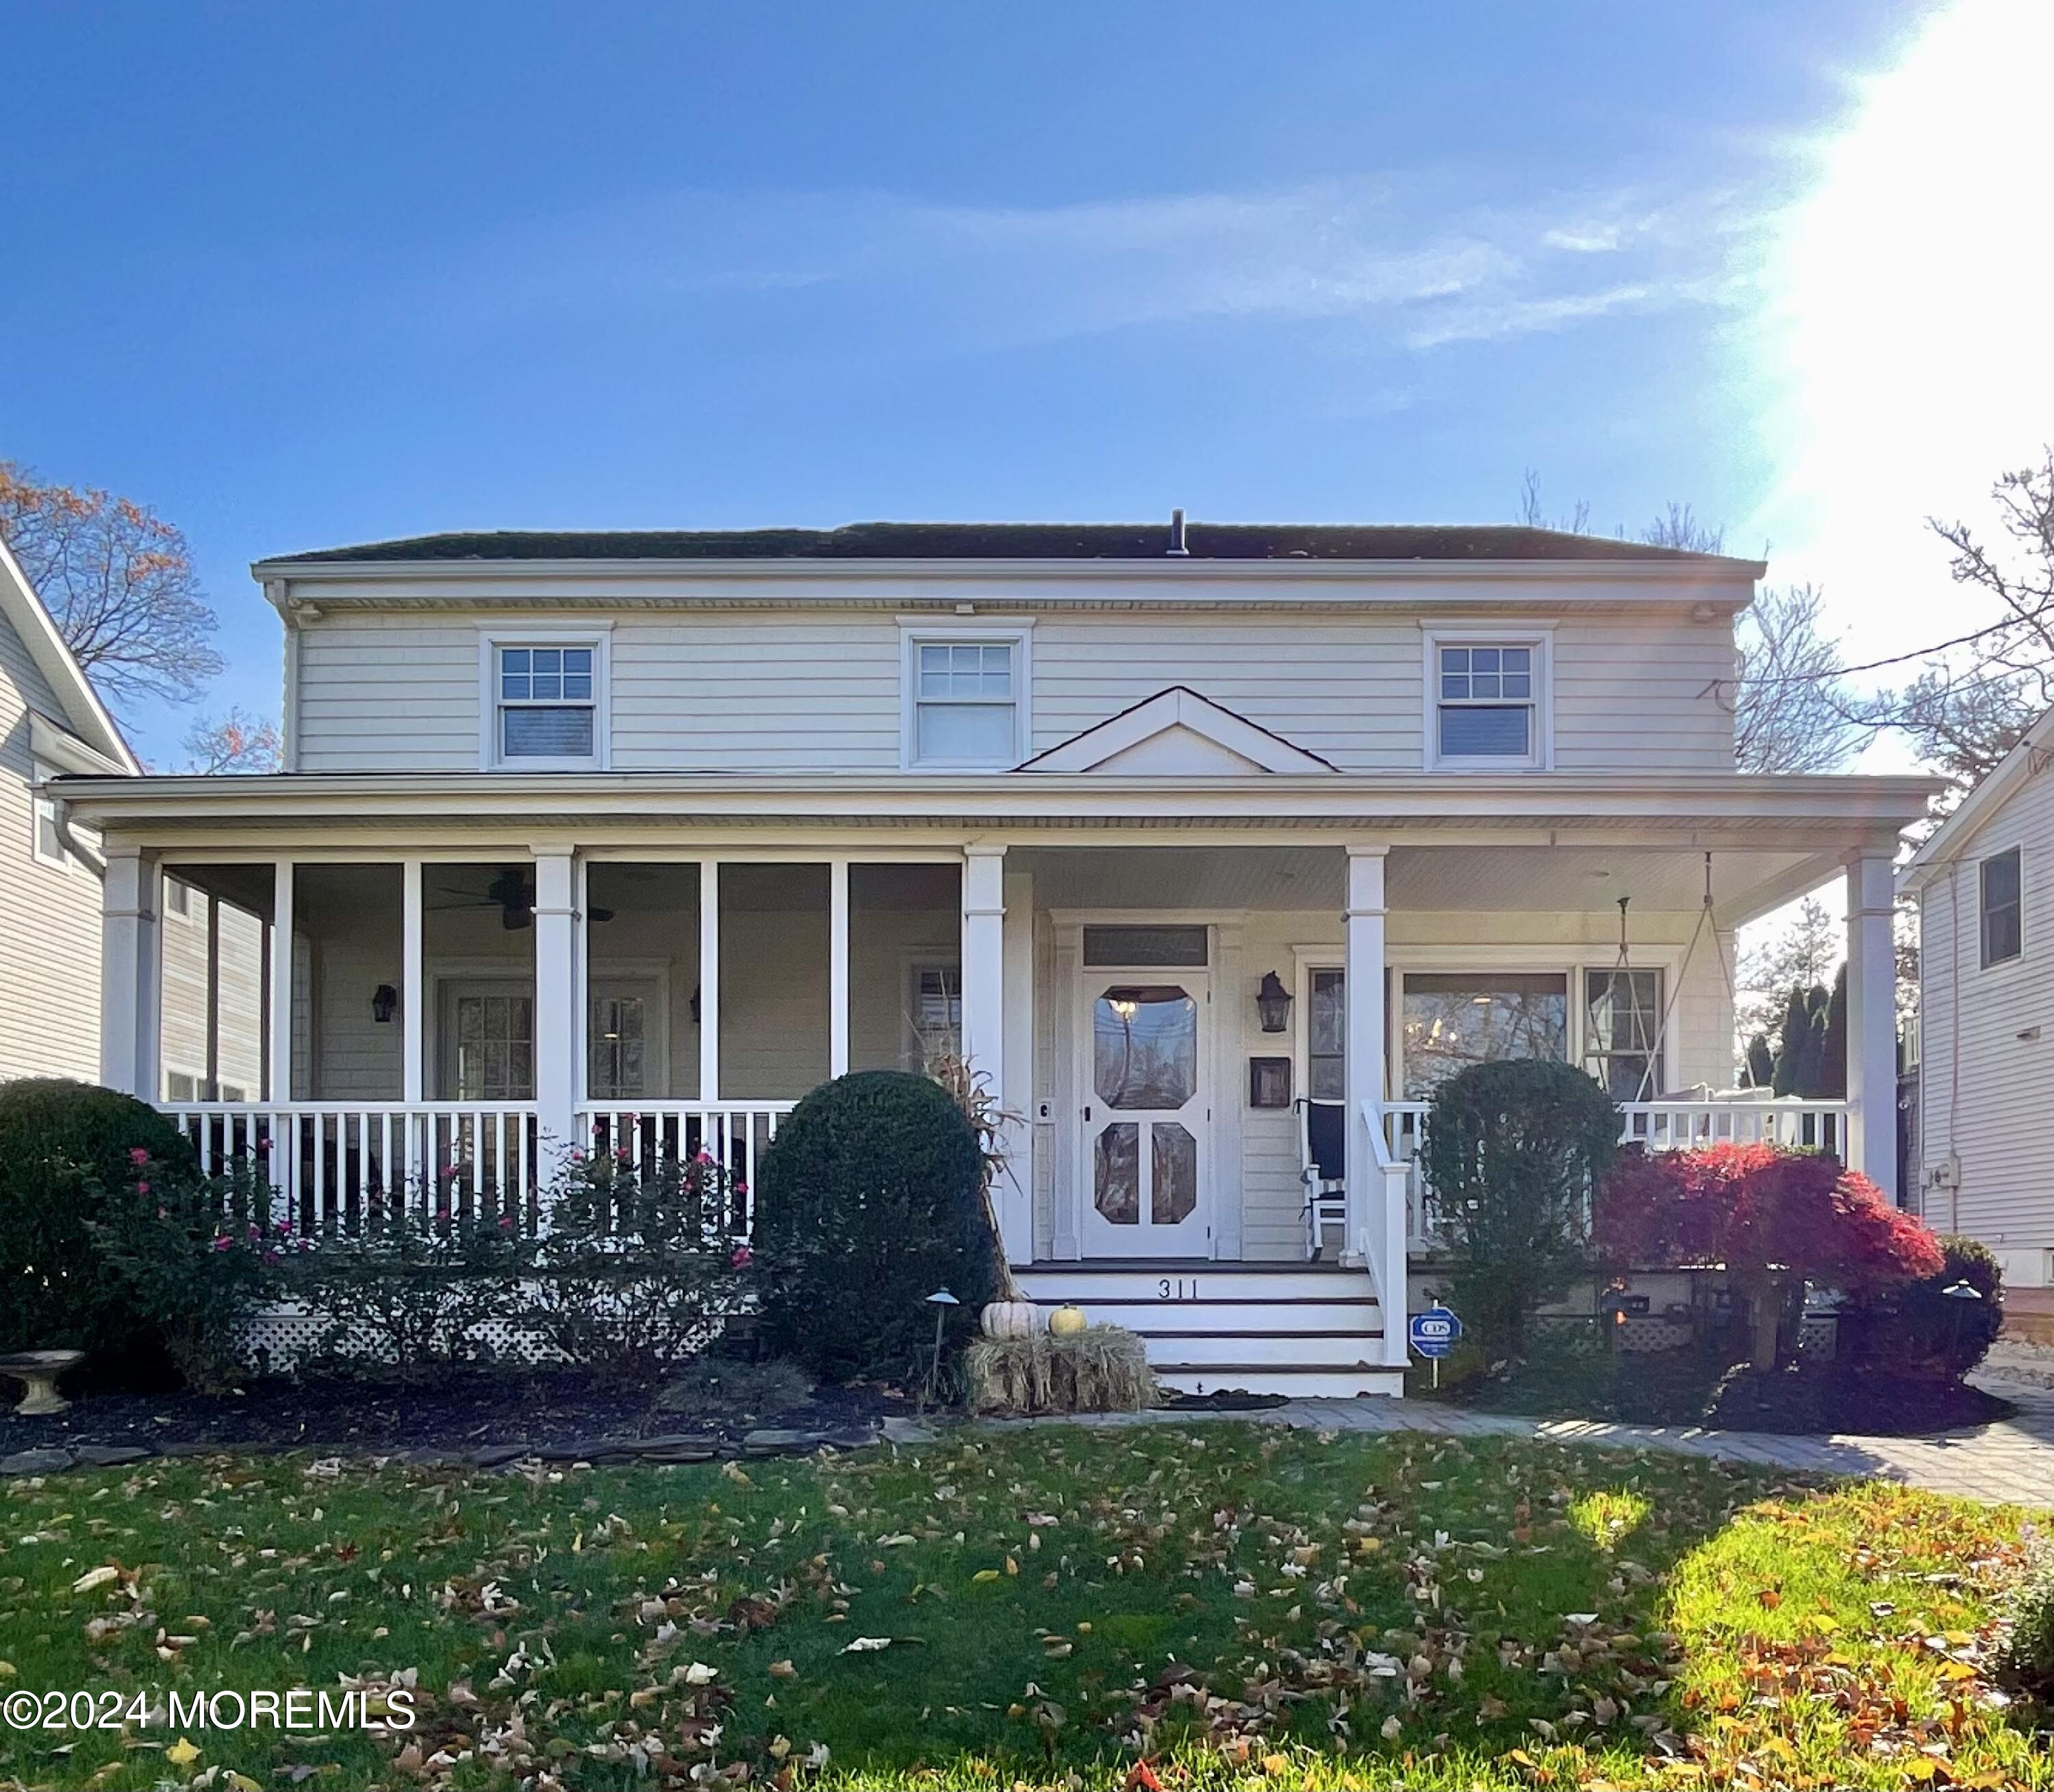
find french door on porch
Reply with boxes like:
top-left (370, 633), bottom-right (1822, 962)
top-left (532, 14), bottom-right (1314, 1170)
top-left (1079, 974), bottom-right (1209, 1257)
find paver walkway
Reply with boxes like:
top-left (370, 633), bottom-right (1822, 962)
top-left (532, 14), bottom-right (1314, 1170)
top-left (997, 1376), bottom-right (2054, 1506)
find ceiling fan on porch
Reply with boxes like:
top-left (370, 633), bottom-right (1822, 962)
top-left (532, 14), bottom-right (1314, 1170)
top-left (423, 866), bottom-right (614, 930)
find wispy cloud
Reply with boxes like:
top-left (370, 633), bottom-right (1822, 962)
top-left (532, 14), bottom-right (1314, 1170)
top-left (403, 172), bottom-right (1742, 363)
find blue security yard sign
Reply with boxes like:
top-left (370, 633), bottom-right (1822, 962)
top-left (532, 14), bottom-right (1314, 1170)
top-left (1408, 1304), bottom-right (1462, 1359)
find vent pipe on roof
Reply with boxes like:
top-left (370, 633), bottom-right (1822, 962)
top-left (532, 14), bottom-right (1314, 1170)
top-left (1167, 508), bottom-right (1189, 556)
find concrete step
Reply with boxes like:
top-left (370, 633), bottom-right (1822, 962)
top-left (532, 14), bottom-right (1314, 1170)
top-left (1132, 1329), bottom-right (1389, 1369)
top-left (1155, 1365), bottom-right (1406, 1400)
top-left (1015, 1265), bottom-right (1368, 1304)
top-left (1025, 1297), bottom-right (1383, 1336)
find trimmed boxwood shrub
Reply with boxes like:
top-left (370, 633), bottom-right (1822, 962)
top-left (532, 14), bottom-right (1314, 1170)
top-left (0, 1078), bottom-right (193, 1358)
top-left (1421, 1059), bottom-right (1620, 1359)
top-left (755, 1070), bottom-right (1000, 1384)
top-left (1843, 1233), bottom-right (2004, 1383)
top-left (2003, 1541), bottom-right (2054, 1706)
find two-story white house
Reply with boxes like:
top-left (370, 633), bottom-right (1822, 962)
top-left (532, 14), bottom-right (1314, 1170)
top-left (0, 538), bottom-right (138, 1081)
top-left (1901, 705), bottom-right (2054, 1343)
top-left (52, 520), bottom-right (1936, 1394)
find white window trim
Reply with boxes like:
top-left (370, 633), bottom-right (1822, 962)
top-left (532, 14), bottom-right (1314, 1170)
top-left (898, 619), bottom-right (1033, 771)
top-left (1420, 624), bottom-right (1554, 772)
top-left (477, 625), bottom-right (612, 772)
top-left (29, 761), bottom-right (69, 870)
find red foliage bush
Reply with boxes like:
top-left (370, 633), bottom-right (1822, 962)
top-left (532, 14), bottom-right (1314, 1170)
top-left (1596, 1142), bottom-right (1942, 1291)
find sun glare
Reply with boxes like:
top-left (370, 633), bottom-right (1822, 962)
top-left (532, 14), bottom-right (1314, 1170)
top-left (1752, 0), bottom-right (2054, 664)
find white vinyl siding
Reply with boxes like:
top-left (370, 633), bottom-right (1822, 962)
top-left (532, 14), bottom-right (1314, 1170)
top-left (1918, 762), bottom-right (2054, 1284)
top-left (0, 609), bottom-right (103, 1081)
top-left (288, 604), bottom-right (1738, 774)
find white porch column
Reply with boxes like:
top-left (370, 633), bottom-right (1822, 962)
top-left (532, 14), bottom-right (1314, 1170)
top-left (532, 849), bottom-right (579, 1154)
top-left (99, 846), bottom-right (161, 1097)
top-left (961, 844), bottom-right (1025, 1261)
top-left (401, 858), bottom-right (424, 1103)
top-left (1845, 848), bottom-right (1899, 1198)
top-left (828, 857), bottom-right (851, 1078)
top-left (1344, 846), bottom-right (1404, 1331)
top-left (268, 860), bottom-right (294, 1104)
top-left (698, 859), bottom-right (721, 1103)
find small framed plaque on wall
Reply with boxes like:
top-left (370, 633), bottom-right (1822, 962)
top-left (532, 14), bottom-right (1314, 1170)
top-left (1248, 1056), bottom-right (1292, 1109)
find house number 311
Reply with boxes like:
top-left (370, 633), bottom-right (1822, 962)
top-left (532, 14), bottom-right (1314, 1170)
top-left (1157, 1278), bottom-right (1200, 1300)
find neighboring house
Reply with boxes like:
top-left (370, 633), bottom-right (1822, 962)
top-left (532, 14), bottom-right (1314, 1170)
top-left (1901, 707), bottom-right (2054, 1340)
top-left (0, 538), bottom-right (138, 1081)
top-left (56, 520), bottom-right (1936, 1393)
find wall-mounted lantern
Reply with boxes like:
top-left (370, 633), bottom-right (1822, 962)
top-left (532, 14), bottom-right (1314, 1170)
top-left (371, 983), bottom-right (398, 1024)
top-left (1255, 970), bottom-right (1293, 1034)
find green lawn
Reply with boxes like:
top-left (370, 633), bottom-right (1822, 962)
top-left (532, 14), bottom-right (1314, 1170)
top-left (0, 1425), bottom-right (2042, 1789)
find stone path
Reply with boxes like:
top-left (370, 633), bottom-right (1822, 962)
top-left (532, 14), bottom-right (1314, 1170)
top-left (997, 1376), bottom-right (2054, 1506)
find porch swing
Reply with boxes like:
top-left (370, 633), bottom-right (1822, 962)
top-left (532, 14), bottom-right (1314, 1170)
top-left (1603, 852), bottom-right (1739, 1145)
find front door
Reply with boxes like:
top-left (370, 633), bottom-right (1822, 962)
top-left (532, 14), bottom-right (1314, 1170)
top-left (1080, 976), bottom-right (1208, 1257)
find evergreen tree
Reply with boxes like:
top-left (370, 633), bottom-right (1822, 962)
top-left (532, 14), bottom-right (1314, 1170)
top-left (1818, 963), bottom-right (1849, 1099)
top-left (1744, 1033), bottom-right (1775, 1089)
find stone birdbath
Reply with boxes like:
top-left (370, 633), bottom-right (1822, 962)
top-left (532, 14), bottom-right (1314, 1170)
top-left (0, 1350), bottom-right (85, 1416)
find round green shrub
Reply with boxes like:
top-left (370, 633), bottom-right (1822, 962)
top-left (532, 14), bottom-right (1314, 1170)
top-left (2003, 1541), bottom-right (2054, 1706)
top-left (1844, 1233), bottom-right (2004, 1382)
top-left (755, 1070), bottom-right (999, 1384)
top-left (1421, 1059), bottom-right (1620, 1359)
top-left (0, 1078), bottom-right (192, 1358)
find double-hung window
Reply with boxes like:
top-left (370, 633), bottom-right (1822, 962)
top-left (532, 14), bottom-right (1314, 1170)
top-left (1584, 967), bottom-right (1664, 1101)
top-left (1981, 846), bottom-right (2023, 967)
top-left (485, 634), bottom-right (606, 769)
top-left (902, 626), bottom-right (1028, 768)
top-left (1427, 633), bottom-right (1547, 768)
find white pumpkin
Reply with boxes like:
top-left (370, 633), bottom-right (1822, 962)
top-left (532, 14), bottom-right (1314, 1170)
top-left (1048, 1303), bottom-right (1088, 1338)
top-left (981, 1300), bottom-right (1041, 1340)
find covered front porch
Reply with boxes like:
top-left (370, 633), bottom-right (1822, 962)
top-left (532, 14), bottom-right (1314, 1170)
top-left (101, 833), bottom-right (1887, 1296)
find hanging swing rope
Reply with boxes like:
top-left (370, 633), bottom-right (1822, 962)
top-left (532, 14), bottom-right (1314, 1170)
top-left (1616, 853), bottom-right (1734, 1107)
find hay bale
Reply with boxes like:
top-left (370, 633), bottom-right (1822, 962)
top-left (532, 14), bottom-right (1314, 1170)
top-left (965, 1324), bottom-right (1157, 1415)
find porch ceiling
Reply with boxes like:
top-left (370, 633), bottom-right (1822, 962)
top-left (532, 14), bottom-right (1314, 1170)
top-left (1010, 842), bottom-right (1826, 920)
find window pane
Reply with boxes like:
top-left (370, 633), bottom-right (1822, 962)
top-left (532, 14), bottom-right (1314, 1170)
top-left (1401, 972), bottom-right (1568, 1098)
top-left (1441, 672), bottom-right (1469, 699)
top-left (1585, 968), bottom-right (1663, 1100)
top-left (1310, 968), bottom-right (1345, 1100)
top-left (563, 648), bottom-right (592, 676)
top-left (1441, 647), bottom-right (1470, 673)
top-left (1152, 1122), bottom-right (1197, 1223)
top-left (1471, 671), bottom-right (1501, 698)
top-left (1504, 647), bottom-right (1531, 672)
top-left (1439, 704), bottom-right (1532, 759)
top-left (1093, 985), bottom-right (1197, 1108)
top-left (1082, 925), bottom-right (1209, 967)
top-left (915, 701), bottom-right (1014, 762)
top-left (1471, 647), bottom-right (1500, 673)
top-left (1983, 848), bottom-right (2020, 908)
top-left (1093, 1124), bottom-right (1140, 1224)
top-left (1503, 672), bottom-right (1532, 698)
top-left (563, 670), bottom-right (593, 700)
top-left (503, 707), bottom-right (595, 758)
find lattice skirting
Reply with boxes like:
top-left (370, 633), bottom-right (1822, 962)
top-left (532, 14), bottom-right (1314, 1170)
top-left (241, 1289), bottom-right (754, 1374)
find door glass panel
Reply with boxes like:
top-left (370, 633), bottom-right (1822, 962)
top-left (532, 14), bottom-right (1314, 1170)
top-left (1094, 985), bottom-right (1197, 1107)
top-left (1093, 1124), bottom-right (1140, 1224)
top-left (1399, 972), bottom-right (1567, 1098)
top-left (1151, 1122), bottom-right (1197, 1224)
top-left (589, 994), bottom-right (647, 1100)
top-left (455, 994), bottom-right (535, 1100)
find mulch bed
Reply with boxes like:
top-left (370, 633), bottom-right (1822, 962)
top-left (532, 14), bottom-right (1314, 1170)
top-left (0, 1363), bottom-right (911, 1463)
top-left (1445, 1348), bottom-right (2019, 1435)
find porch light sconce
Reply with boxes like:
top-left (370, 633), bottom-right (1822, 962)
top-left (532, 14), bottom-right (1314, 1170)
top-left (1255, 970), bottom-right (1292, 1034)
top-left (371, 984), bottom-right (398, 1025)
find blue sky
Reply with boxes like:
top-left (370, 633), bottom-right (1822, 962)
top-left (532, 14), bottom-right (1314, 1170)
top-left (4, 1), bottom-right (2049, 765)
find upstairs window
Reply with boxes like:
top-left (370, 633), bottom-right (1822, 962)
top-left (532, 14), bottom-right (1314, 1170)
top-left (1428, 634), bottom-right (1547, 768)
top-left (30, 764), bottom-right (68, 868)
top-left (483, 633), bottom-right (607, 769)
top-left (902, 625), bottom-right (1030, 768)
top-left (1981, 846), bottom-right (2023, 967)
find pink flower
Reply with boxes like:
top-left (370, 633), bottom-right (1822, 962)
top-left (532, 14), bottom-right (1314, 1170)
top-left (730, 1244), bottom-right (753, 1269)
top-left (134, 1180), bottom-right (150, 1196)
top-left (497, 1214), bottom-right (514, 1232)
top-left (253, 1139), bottom-right (270, 1155)
top-left (694, 1151), bottom-right (713, 1165)
top-left (128, 1147), bottom-right (150, 1168)
top-left (210, 1235), bottom-right (233, 1252)
top-left (569, 1148), bottom-right (586, 1164)
top-left (733, 1181), bottom-right (748, 1197)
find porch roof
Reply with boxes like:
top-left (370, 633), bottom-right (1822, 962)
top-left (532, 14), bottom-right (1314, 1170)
top-left (55, 768), bottom-right (1937, 928)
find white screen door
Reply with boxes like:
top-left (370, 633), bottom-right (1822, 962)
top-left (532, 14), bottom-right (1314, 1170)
top-left (1079, 976), bottom-right (1208, 1257)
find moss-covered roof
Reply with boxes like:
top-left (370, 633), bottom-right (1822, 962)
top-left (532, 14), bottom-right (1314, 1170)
top-left (264, 522), bottom-right (1751, 567)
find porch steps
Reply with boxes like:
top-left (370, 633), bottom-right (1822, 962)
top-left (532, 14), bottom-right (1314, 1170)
top-left (1013, 1263), bottom-right (1404, 1400)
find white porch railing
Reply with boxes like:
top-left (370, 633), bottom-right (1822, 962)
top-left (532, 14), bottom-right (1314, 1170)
top-left (1382, 1098), bottom-right (1854, 1252)
top-left (160, 1099), bottom-right (800, 1238)
top-left (162, 1102), bottom-right (543, 1233)
top-left (574, 1102), bottom-right (795, 1237)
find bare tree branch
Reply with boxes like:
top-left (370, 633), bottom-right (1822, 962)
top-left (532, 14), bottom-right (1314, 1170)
top-left (1730, 584), bottom-right (1864, 773)
top-left (0, 461), bottom-right (221, 715)
top-left (179, 708), bottom-right (281, 774)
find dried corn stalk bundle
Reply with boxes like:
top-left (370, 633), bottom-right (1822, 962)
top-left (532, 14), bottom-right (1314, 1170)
top-left (966, 1324), bottom-right (1157, 1415)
